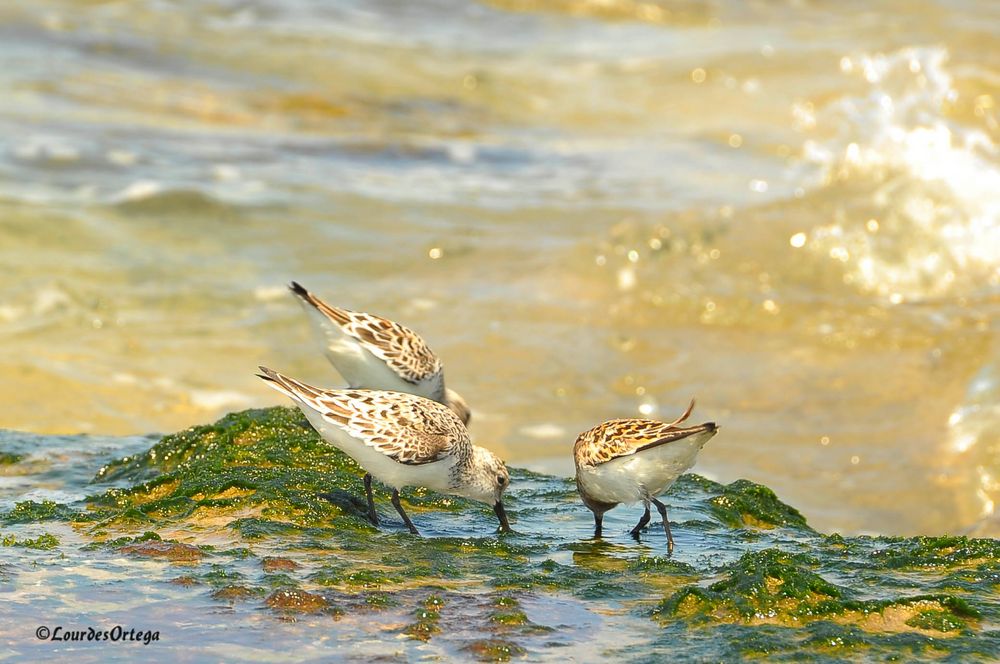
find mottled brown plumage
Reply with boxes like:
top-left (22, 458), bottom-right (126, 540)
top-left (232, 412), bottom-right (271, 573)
top-left (259, 368), bottom-right (466, 466)
top-left (573, 399), bottom-right (698, 468)
top-left (291, 282), bottom-right (442, 385)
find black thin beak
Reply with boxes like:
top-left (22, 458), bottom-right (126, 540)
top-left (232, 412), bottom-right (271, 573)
top-left (494, 500), bottom-right (511, 533)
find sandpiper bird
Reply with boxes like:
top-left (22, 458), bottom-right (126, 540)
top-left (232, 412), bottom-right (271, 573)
top-left (288, 281), bottom-right (470, 425)
top-left (257, 366), bottom-right (510, 535)
top-left (573, 400), bottom-right (718, 552)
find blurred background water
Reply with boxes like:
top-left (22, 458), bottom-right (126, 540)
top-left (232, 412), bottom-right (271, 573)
top-left (0, 0), bottom-right (998, 537)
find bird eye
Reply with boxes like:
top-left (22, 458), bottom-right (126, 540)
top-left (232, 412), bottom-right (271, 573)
top-left (497, 475), bottom-right (506, 486)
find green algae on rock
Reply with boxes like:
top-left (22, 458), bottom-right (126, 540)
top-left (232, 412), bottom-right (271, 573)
top-left (3, 406), bottom-right (999, 661)
top-left (404, 594), bottom-right (445, 641)
top-left (0, 451), bottom-right (23, 465)
top-left (2, 532), bottom-right (59, 550)
top-left (705, 478), bottom-right (814, 531)
top-left (654, 548), bottom-right (979, 633)
top-left (89, 407), bottom-right (373, 528)
top-left (212, 584), bottom-right (267, 602)
top-left (1, 500), bottom-right (79, 524)
top-left (462, 638), bottom-right (527, 662)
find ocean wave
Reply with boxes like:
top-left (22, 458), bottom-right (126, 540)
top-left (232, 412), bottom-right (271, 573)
top-left (109, 183), bottom-right (243, 216)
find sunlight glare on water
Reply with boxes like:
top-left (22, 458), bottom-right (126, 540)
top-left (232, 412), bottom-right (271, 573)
top-left (0, 0), bottom-right (998, 537)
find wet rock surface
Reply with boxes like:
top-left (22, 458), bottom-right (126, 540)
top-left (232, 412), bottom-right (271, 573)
top-left (2, 407), bottom-right (999, 661)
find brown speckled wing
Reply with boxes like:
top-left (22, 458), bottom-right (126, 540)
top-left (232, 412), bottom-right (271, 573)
top-left (258, 366), bottom-right (467, 466)
top-left (574, 400), bottom-right (702, 468)
top-left (313, 389), bottom-right (466, 465)
top-left (294, 286), bottom-right (443, 384)
top-left (338, 310), bottom-right (443, 385)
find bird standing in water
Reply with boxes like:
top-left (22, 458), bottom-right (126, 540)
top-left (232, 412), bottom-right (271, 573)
top-left (573, 400), bottom-right (718, 552)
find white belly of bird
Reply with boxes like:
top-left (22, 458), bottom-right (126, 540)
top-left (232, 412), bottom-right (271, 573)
top-left (578, 430), bottom-right (713, 505)
top-left (301, 407), bottom-right (457, 493)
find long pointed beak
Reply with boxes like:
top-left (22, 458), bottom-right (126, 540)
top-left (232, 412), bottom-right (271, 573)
top-left (493, 500), bottom-right (511, 533)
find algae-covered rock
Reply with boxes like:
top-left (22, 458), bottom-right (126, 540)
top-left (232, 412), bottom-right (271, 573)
top-left (212, 584), bottom-right (265, 602)
top-left (3, 406), bottom-right (999, 661)
top-left (655, 549), bottom-right (841, 622)
top-left (0, 451), bottom-right (23, 465)
top-left (88, 407), bottom-right (375, 533)
top-left (706, 479), bottom-right (813, 531)
top-left (2, 532), bottom-right (59, 549)
top-left (462, 638), bottom-right (527, 662)
top-left (119, 539), bottom-right (206, 562)
top-left (654, 548), bottom-right (979, 635)
top-left (404, 594), bottom-right (445, 640)
top-left (262, 556), bottom-right (300, 572)
top-left (265, 588), bottom-right (333, 614)
top-left (170, 575), bottom-right (200, 586)
top-left (2, 500), bottom-right (79, 524)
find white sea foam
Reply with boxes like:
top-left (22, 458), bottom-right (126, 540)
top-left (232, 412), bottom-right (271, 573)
top-left (33, 286), bottom-right (71, 315)
top-left (113, 180), bottom-right (163, 203)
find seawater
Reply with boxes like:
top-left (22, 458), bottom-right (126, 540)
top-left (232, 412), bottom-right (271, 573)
top-left (0, 0), bottom-right (998, 536)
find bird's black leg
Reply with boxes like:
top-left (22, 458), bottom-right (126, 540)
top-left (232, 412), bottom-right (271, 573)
top-left (391, 489), bottom-right (420, 535)
top-left (650, 498), bottom-right (674, 553)
top-left (364, 473), bottom-right (379, 526)
top-left (629, 503), bottom-right (652, 540)
top-left (593, 512), bottom-right (603, 538)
